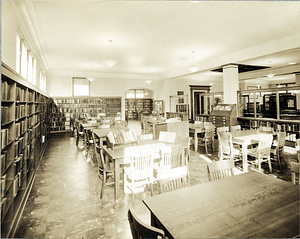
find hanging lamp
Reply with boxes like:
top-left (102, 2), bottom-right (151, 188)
top-left (103, 40), bottom-right (118, 67)
top-left (266, 60), bottom-right (275, 78)
top-left (145, 69), bottom-right (152, 84)
top-left (188, 51), bottom-right (199, 73)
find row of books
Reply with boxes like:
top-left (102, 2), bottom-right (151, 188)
top-left (1, 81), bottom-right (11, 100)
top-left (16, 87), bottom-right (26, 102)
top-left (54, 98), bottom-right (121, 104)
top-left (16, 121), bottom-right (26, 138)
top-left (51, 121), bottom-right (69, 127)
top-left (1, 107), bottom-right (11, 124)
top-left (56, 103), bottom-right (121, 108)
top-left (107, 130), bottom-right (137, 144)
top-left (250, 120), bottom-right (300, 132)
top-left (1, 174), bottom-right (6, 199)
top-left (16, 104), bottom-right (26, 119)
top-left (176, 104), bottom-right (189, 113)
top-left (1, 153), bottom-right (6, 176)
top-left (1, 129), bottom-right (9, 150)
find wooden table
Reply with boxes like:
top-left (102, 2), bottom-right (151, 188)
top-left (102, 140), bottom-right (184, 199)
top-left (231, 129), bottom-right (273, 172)
top-left (189, 123), bottom-right (205, 152)
top-left (147, 119), bottom-right (167, 139)
top-left (143, 171), bottom-right (300, 238)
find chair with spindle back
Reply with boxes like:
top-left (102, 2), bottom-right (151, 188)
top-left (124, 148), bottom-right (155, 203)
top-left (230, 125), bottom-right (241, 132)
top-left (198, 125), bottom-right (214, 154)
top-left (290, 162), bottom-right (300, 185)
top-left (218, 132), bottom-right (241, 161)
top-left (247, 134), bottom-right (273, 173)
top-left (207, 159), bottom-right (234, 181)
top-left (92, 131), bottom-right (115, 199)
top-left (270, 131), bottom-right (286, 170)
top-left (158, 166), bottom-right (188, 194)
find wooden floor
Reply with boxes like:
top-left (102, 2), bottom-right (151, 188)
top-left (13, 121), bottom-right (297, 238)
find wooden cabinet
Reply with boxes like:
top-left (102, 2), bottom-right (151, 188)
top-left (209, 104), bottom-right (237, 129)
top-left (1, 63), bottom-right (50, 238)
top-left (153, 99), bottom-right (163, 115)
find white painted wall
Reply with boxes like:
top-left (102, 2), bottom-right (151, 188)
top-left (2, 2), bottom-right (18, 72)
top-left (1, 2), bottom-right (47, 92)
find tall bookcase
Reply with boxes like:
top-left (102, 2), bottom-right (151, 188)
top-left (125, 98), bottom-right (153, 120)
top-left (1, 63), bottom-right (50, 238)
top-left (51, 97), bottom-right (122, 132)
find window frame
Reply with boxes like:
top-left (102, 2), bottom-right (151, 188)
top-left (72, 77), bottom-right (90, 96)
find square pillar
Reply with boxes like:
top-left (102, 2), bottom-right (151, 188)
top-left (222, 64), bottom-right (239, 104)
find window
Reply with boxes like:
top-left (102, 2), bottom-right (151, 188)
top-left (40, 70), bottom-right (46, 92)
top-left (16, 32), bottom-right (36, 85)
top-left (126, 89), bottom-right (147, 99)
top-left (73, 78), bottom-right (90, 96)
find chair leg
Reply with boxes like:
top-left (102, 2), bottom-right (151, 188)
top-left (150, 182), bottom-right (153, 196)
top-left (268, 156), bottom-right (272, 173)
top-left (101, 172), bottom-right (106, 199)
top-left (205, 141), bottom-right (208, 154)
top-left (276, 153), bottom-right (282, 171)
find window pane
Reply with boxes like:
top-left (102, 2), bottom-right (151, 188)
top-left (16, 34), bottom-right (21, 73)
top-left (32, 58), bottom-right (36, 85)
top-left (74, 85), bottom-right (89, 96)
top-left (73, 78), bottom-right (89, 96)
top-left (136, 89), bottom-right (144, 98)
top-left (28, 53), bottom-right (33, 83)
top-left (126, 89), bottom-right (135, 98)
top-left (21, 42), bottom-right (28, 79)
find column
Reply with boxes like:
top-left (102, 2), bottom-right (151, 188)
top-left (222, 63), bottom-right (239, 104)
top-left (296, 73), bottom-right (300, 86)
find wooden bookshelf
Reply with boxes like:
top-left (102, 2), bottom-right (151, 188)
top-left (125, 98), bottom-right (153, 120)
top-left (1, 62), bottom-right (50, 238)
top-left (51, 97), bottom-right (122, 132)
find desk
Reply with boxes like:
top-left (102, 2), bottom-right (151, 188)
top-left (231, 130), bottom-right (272, 172)
top-left (147, 119), bottom-right (167, 139)
top-left (143, 171), bottom-right (300, 238)
top-left (102, 140), bottom-right (183, 199)
top-left (189, 123), bottom-right (205, 152)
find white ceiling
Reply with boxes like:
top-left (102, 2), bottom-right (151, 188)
top-left (12, 1), bottom-right (300, 82)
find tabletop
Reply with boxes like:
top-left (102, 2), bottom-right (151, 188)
top-left (143, 171), bottom-right (299, 238)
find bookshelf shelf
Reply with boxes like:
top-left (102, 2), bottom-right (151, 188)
top-left (1, 63), bottom-right (51, 238)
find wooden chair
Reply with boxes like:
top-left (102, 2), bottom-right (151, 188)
top-left (290, 162), bottom-right (300, 185)
top-left (218, 132), bottom-right (241, 161)
top-left (83, 128), bottom-right (95, 162)
top-left (204, 122), bottom-right (213, 127)
top-left (207, 159), bottom-right (234, 181)
top-left (177, 135), bottom-right (190, 178)
top-left (247, 134), bottom-right (273, 173)
top-left (158, 131), bottom-right (176, 143)
top-left (138, 134), bottom-right (153, 141)
top-left (259, 126), bottom-right (274, 133)
top-left (75, 121), bottom-right (85, 149)
top-left (217, 126), bottom-right (229, 133)
top-left (124, 149), bottom-right (155, 202)
top-left (198, 125), bottom-right (214, 154)
top-left (92, 131), bottom-right (114, 199)
top-left (230, 125), bottom-right (241, 132)
top-left (158, 166), bottom-right (188, 194)
top-left (128, 205), bottom-right (165, 239)
top-left (270, 131), bottom-right (286, 170)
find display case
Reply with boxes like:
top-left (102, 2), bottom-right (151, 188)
top-left (125, 98), bottom-right (153, 120)
top-left (169, 94), bottom-right (189, 113)
top-left (237, 86), bottom-right (300, 144)
top-left (153, 99), bottom-right (163, 115)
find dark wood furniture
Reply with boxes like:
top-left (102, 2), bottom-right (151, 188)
top-left (143, 171), bottom-right (300, 239)
top-left (209, 104), bottom-right (237, 129)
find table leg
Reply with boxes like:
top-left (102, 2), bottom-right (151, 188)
top-left (114, 159), bottom-right (120, 199)
top-left (195, 130), bottom-right (198, 152)
top-left (242, 141), bottom-right (248, 172)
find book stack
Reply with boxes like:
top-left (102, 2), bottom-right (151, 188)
top-left (1, 81), bottom-right (10, 100)
top-left (1, 129), bottom-right (8, 150)
top-left (1, 107), bottom-right (10, 124)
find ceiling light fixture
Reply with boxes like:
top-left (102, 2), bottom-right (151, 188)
top-left (266, 60), bottom-right (275, 78)
top-left (145, 69), bottom-right (152, 84)
top-left (86, 77), bottom-right (95, 82)
top-left (103, 40), bottom-right (118, 67)
top-left (188, 51), bottom-right (199, 73)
